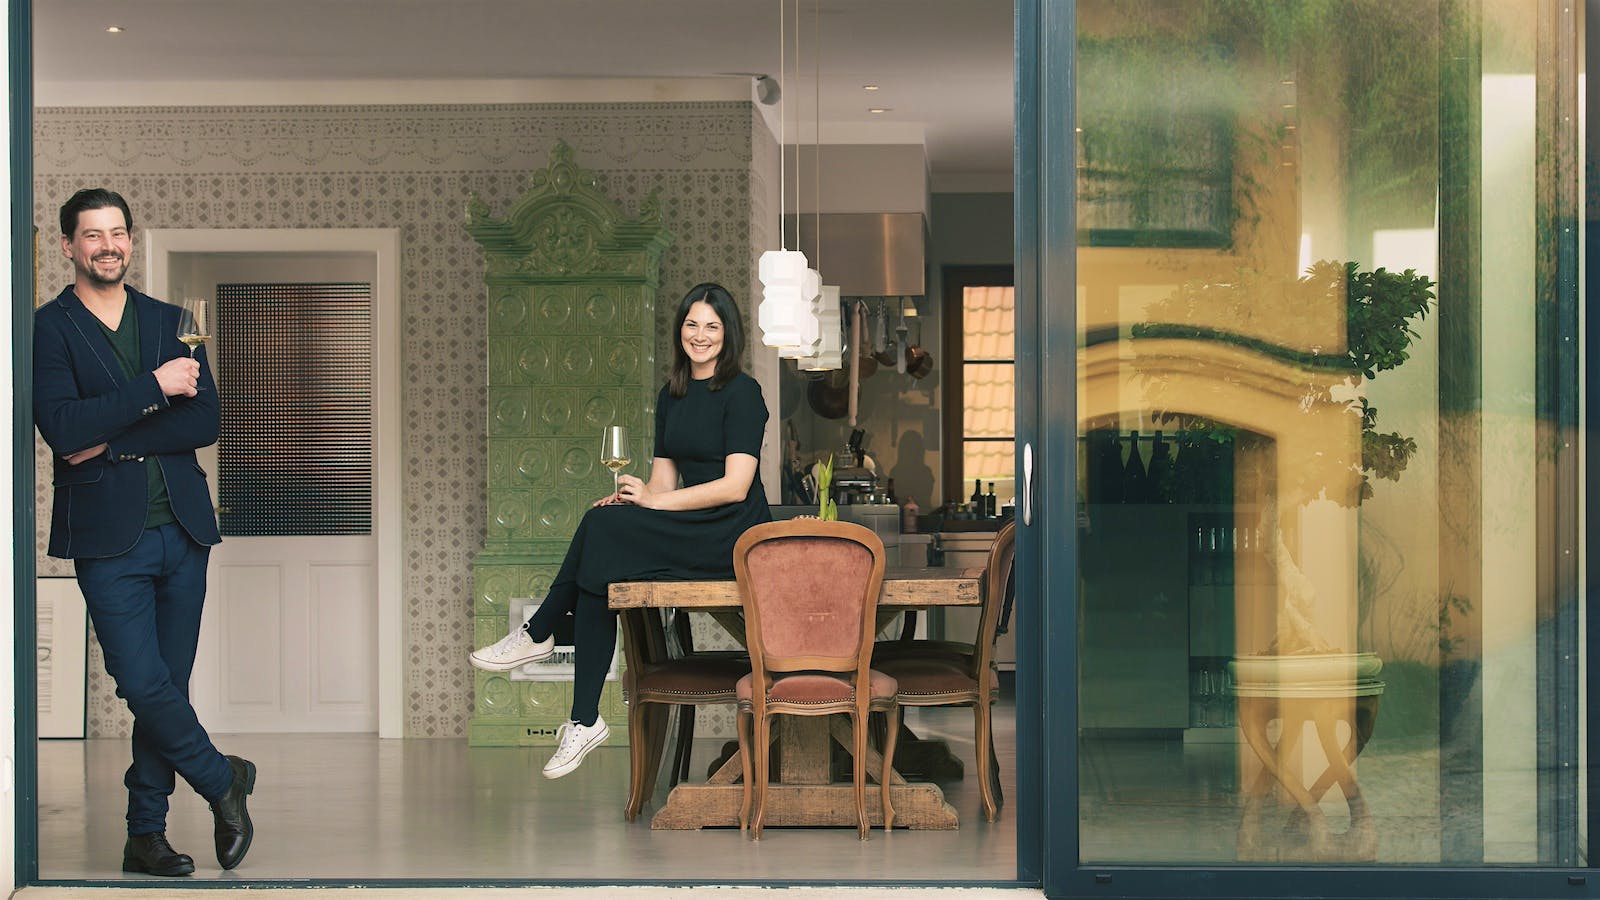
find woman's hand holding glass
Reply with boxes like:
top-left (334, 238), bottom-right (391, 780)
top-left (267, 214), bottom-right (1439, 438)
top-left (593, 474), bottom-right (657, 508)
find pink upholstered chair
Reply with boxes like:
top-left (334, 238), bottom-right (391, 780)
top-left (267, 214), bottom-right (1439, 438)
top-left (733, 519), bottom-right (898, 840)
top-left (875, 520), bottom-right (1015, 821)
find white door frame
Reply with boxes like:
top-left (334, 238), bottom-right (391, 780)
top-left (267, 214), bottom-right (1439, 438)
top-left (146, 228), bottom-right (404, 739)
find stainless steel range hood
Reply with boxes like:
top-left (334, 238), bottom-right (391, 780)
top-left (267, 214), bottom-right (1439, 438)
top-left (785, 212), bottom-right (926, 297)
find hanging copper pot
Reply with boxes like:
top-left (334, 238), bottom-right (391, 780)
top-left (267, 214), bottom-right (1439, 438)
top-left (807, 369), bottom-right (850, 419)
top-left (905, 343), bottom-right (933, 379)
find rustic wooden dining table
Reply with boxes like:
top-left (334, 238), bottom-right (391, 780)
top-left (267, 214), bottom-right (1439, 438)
top-left (608, 566), bottom-right (984, 831)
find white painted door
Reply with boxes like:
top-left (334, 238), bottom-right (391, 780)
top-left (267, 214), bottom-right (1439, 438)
top-left (168, 249), bottom-right (380, 733)
top-left (196, 534), bottom-right (377, 733)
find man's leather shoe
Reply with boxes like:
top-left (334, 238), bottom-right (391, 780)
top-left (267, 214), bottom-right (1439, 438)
top-left (209, 755), bottom-right (256, 870)
top-left (122, 832), bottom-right (194, 877)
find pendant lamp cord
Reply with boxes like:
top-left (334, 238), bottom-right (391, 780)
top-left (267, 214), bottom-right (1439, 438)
top-left (777, 0), bottom-right (786, 249)
top-left (791, 0), bottom-right (801, 251)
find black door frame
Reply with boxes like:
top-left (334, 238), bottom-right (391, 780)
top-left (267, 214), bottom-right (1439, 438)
top-left (1017, 0), bottom-right (1599, 896)
top-left (11, 0), bottom-right (38, 885)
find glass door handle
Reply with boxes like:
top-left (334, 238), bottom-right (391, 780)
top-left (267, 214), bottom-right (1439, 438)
top-left (1022, 442), bottom-right (1034, 526)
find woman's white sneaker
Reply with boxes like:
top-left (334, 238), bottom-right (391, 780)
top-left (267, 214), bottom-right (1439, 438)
top-left (468, 627), bottom-right (554, 672)
top-left (542, 717), bottom-right (609, 779)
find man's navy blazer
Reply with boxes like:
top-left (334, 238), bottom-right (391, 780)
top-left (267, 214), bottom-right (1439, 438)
top-left (34, 285), bottom-right (222, 559)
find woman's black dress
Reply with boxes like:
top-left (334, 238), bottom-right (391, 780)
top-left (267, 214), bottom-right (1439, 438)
top-left (530, 371), bottom-right (771, 723)
top-left (554, 371), bottom-right (772, 598)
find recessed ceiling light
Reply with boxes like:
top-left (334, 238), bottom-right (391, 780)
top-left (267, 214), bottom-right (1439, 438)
top-left (105, 25), bottom-right (125, 34)
top-left (868, 107), bottom-right (891, 114)
top-left (863, 84), bottom-right (880, 91)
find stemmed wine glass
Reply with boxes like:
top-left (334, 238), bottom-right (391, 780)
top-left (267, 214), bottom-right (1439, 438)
top-left (176, 297), bottom-right (210, 391)
top-left (600, 426), bottom-right (630, 497)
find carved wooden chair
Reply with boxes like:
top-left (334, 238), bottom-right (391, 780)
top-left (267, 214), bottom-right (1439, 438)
top-left (733, 519), bottom-right (898, 840)
top-left (619, 606), bottom-right (749, 822)
top-left (874, 519), bottom-right (1015, 821)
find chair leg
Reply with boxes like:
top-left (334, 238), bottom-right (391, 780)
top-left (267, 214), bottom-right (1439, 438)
top-left (753, 712), bottom-right (772, 839)
top-left (881, 704), bottom-right (900, 832)
top-left (853, 708), bottom-right (869, 840)
top-left (672, 701), bottom-right (697, 784)
top-left (625, 695), bottom-right (650, 822)
top-left (641, 704), bottom-right (672, 801)
top-left (975, 701), bottom-right (1000, 822)
top-left (678, 707), bottom-right (697, 778)
top-left (736, 708), bottom-right (753, 832)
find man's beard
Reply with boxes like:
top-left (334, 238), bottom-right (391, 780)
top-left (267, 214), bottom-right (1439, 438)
top-left (79, 254), bottom-right (126, 286)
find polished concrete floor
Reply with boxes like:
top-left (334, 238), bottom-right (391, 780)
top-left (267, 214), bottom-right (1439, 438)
top-left (18, 883), bottom-right (1036, 890)
top-left (37, 704), bottom-right (1019, 885)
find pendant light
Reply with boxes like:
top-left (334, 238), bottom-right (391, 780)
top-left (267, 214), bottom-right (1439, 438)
top-left (797, 285), bottom-right (843, 371)
top-left (793, 0), bottom-right (842, 371)
top-left (757, 0), bottom-right (819, 352)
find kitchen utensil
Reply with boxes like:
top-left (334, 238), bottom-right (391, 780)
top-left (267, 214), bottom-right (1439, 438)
top-left (874, 301), bottom-right (898, 366)
top-left (848, 302), bottom-right (862, 426)
top-left (856, 303), bottom-right (878, 376)
top-left (905, 343), bottom-right (933, 379)
top-left (807, 369), bottom-right (850, 419)
top-left (847, 428), bottom-right (866, 466)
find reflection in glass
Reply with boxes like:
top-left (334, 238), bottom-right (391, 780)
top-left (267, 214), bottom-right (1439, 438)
top-left (1075, 0), bottom-right (1583, 867)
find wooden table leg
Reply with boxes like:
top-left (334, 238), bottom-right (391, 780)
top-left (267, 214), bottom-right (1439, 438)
top-left (651, 712), bottom-right (959, 830)
top-left (1235, 694), bottom-right (1379, 861)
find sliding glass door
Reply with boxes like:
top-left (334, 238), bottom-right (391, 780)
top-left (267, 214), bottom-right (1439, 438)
top-left (1020, 0), bottom-right (1594, 895)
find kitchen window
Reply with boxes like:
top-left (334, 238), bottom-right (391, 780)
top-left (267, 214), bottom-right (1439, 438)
top-left (942, 266), bottom-right (1016, 509)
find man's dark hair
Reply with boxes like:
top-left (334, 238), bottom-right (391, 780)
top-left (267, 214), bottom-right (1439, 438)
top-left (59, 188), bottom-right (132, 237)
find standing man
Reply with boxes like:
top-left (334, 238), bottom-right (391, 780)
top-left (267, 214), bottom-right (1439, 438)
top-left (34, 189), bottom-right (256, 876)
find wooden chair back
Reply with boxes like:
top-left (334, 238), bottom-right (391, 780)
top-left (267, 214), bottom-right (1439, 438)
top-left (970, 520), bottom-right (1017, 683)
top-left (733, 519), bottom-right (887, 694)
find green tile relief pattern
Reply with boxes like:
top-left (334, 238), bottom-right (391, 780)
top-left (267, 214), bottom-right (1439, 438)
top-left (467, 141), bottom-right (672, 746)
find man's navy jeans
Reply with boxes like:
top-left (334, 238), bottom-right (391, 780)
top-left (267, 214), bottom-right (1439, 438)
top-left (74, 521), bottom-right (234, 836)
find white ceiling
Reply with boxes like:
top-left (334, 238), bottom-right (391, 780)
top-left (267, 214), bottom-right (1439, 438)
top-left (34, 0), bottom-right (1016, 191)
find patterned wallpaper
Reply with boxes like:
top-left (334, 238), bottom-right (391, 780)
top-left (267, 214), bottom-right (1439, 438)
top-left (34, 102), bottom-right (773, 738)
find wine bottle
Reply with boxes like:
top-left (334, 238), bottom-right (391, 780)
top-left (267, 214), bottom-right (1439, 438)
top-left (970, 477), bottom-right (985, 518)
top-left (985, 482), bottom-right (998, 518)
top-left (1091, 430), bottom-right (1124, 504)
top-left (884, 478), bottom-right (897, 505)
top-left (1172, 431), bottom-right (1202, 504)
top-left (1147, 430), bottom-right (1174, 503)
top-left (1123, 430), bottom-right (1148, 504)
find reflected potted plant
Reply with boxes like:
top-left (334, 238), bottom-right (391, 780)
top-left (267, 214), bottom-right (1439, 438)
top-left (1138, 259), bottom-right (1433, 656)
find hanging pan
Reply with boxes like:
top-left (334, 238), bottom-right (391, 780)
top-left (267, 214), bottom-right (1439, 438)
top-left (807, 369), bottom-right (851, 419)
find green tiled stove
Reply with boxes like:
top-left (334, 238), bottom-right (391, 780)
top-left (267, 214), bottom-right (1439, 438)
top-left (465, 141), bottom-right (673, 747)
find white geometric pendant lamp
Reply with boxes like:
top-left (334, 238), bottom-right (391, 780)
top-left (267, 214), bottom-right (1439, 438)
top-left (797, 284), bottom-right (843, 371)
top-left (758, 249), bottom-right (819, 350)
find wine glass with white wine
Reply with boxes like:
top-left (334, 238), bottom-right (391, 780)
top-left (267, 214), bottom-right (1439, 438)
top-left (176, 297), bottom-right (210, 391)
top-left (600, 426), bottom-right (630, 498)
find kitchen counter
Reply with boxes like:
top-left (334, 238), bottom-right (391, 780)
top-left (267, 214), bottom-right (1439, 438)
top-left (769, 504), bottom-right (914, 565)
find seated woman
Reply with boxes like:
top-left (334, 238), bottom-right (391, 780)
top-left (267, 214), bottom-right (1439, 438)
top-left (469, 282), bottom-right (771, 779)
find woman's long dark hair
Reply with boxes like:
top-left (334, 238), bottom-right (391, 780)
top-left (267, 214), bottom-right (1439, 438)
top-left (667, 282), bottom-right (746, 397)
